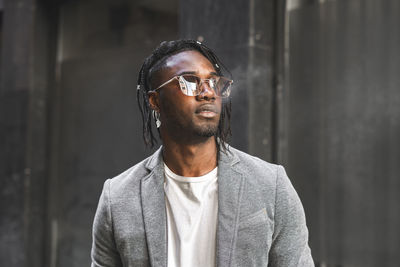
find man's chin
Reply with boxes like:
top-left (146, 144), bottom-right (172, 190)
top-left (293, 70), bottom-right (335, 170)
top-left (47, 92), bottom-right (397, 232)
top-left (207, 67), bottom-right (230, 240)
top-left (193, 124), bottom-right (219, 138)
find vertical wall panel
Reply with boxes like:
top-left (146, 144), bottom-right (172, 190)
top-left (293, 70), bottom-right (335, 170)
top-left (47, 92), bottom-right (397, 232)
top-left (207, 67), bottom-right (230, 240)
top-left (285, 0), bottom-right (400, 266)
top-left (0, 0), bottom-right (57, 266)
top-left (48, 1), bottom-right (178, 266)
top-left (180, 0), bottom-right (277, 160)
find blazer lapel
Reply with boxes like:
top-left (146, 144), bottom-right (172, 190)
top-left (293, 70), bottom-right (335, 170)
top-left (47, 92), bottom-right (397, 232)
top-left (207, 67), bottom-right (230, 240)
top-left (217, 149), bottom-right (244, 267)
top-left (141, 147), bottom-right (167, 267)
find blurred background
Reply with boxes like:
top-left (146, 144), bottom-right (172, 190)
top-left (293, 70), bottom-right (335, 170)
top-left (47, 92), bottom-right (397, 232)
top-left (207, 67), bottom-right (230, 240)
top-left (0, 0), bottom-right (399, 266)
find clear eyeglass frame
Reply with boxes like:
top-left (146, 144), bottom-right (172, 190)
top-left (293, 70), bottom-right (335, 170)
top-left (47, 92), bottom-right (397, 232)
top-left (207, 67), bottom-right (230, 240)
top-left (152, 74), bottom-right (233, 98)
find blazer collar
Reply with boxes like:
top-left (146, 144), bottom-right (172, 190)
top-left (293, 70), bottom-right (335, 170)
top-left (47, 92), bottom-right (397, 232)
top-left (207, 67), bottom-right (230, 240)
top-left (141, 146), bottom-right (244, 267)
top-left (144, 146), bottom-right (164, 170)
top-left (141, 146), bottom-right (167, 267)
top-left (144, 145), bottom-right (241, 167)
top-left (143, 145), bottom-right (241, 169)
top-left (216, 147), bottom-right (244, 267)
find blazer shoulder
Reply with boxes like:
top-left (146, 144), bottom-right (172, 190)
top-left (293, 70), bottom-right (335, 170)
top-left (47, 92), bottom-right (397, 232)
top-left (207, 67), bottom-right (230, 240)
top-left (106, 151), bottom-right (159, 198)
top-left (228, 146), bottom-right (280, 177)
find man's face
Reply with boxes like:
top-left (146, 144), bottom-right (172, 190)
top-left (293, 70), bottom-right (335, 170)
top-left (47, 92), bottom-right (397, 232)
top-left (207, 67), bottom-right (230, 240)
top-left (150, 50), bottom-right (222, 143)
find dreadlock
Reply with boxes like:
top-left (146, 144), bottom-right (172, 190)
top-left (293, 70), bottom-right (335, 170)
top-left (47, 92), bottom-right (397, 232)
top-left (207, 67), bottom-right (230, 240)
top-left (136, 39), bottom-right (232, 151)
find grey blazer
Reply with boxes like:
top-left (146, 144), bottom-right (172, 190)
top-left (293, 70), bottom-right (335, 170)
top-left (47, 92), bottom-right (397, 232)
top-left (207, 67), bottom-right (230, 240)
top-left (91, 146), bottom-right (314, 267)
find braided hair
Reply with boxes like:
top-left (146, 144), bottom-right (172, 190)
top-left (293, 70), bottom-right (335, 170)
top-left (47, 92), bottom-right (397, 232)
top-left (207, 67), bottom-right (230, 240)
top-left (136, 39), bottom-right (232, 151)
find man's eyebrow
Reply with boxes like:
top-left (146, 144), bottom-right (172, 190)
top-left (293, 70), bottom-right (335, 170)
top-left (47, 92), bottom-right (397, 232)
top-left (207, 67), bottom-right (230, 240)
top-left (176, 71), bottom-right (219, 76)
top-left (177, 71), bottom-right (197, 76)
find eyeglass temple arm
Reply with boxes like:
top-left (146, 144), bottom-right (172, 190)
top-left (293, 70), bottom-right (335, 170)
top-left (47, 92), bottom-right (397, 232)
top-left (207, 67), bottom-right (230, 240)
top-left (153, 76), bottom-right (179, 91)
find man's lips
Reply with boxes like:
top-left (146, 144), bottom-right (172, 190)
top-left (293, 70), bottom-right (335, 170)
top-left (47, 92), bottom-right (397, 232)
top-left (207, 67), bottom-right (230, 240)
top-left (195, 104), bottom-right (220, 118)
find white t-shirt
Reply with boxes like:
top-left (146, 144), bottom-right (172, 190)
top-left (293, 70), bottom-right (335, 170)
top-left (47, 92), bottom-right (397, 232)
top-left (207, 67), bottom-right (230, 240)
top-left (164, 163), bottom-right (218, 267)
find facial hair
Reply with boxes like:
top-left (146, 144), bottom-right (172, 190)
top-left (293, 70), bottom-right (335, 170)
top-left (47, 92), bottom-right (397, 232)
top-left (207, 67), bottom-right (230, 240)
top-left (161, 113), bottom-right (220, 144)
top-left (191, 121), bottom-right (219, 138)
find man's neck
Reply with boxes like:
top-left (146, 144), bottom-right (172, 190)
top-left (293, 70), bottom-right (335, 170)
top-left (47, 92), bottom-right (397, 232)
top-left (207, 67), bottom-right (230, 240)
top-left (162, 137), bottom-right (218, 177)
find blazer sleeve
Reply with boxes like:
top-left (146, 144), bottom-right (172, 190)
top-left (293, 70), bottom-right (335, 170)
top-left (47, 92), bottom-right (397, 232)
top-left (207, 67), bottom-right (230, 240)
top-left (91, 179), bottom-right (123, 267)
top-left (268, 166), bottom-right (314, 267)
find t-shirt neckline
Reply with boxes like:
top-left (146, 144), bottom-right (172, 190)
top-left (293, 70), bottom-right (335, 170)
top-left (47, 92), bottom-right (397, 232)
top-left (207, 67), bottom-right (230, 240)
top-left (163, 163), bottom-right (218, 183)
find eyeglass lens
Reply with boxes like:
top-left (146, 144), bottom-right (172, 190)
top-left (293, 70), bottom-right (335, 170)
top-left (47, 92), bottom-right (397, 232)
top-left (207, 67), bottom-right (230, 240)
top-left (179, 75), bottom-right (231, 97)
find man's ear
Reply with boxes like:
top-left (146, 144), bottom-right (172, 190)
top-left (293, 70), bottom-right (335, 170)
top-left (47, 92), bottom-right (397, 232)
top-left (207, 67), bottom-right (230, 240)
top-left (148, 91), bottom-right (160, 112)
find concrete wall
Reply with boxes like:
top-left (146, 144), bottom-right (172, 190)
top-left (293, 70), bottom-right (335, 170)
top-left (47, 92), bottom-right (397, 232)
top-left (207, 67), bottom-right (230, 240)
top-left (284, 0), bottom-right (400, 266)
top-left (0, 0), bottom-right (178, 266)
top-left (181, 0), bottom-right (279, 161)
top-left (48, 1), bottom-right (178, 266)
top-left (0, 0), bottom-right (57, 266)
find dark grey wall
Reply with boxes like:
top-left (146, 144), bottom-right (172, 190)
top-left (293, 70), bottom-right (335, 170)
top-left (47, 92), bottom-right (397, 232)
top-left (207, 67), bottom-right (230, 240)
top-left (283, 0), bottom-right (400, 266)
top-left (0, 0), bottom-right (178, 267)
top-left (0, 0), bottom-right (57, 266)
top-left (180, 0), bottom-right (279, 161)
top-left (47, 1), bottom-right (178, 266)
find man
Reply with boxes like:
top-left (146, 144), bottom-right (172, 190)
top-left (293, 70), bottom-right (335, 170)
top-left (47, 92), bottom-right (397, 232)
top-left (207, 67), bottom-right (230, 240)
top-left (91, 39), bottom-right (314, 267)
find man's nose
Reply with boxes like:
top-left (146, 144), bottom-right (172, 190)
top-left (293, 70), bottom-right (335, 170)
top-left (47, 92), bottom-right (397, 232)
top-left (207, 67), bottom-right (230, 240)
top-left (197, 80), bottom-right (216, 100)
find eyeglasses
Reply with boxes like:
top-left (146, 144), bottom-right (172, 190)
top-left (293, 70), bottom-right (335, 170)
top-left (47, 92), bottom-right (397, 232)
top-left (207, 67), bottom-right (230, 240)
top-left (153, 74), bottom-right (233, 98)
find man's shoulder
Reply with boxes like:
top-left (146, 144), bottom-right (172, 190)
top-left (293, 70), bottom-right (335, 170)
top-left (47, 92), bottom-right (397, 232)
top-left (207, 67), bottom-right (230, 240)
top-left (226, 147), bottom-right (302, 214)
top-left (105, 148), bottom-right (162, 197)
top-left (226, 146), bottom-right (280, 175)
top-left (223, 146), bottom-right (289, 191)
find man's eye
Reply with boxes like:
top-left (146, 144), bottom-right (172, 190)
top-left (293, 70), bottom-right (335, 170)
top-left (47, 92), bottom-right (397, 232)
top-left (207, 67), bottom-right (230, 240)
top-left (183, 75), bottom-right (199, 83)
top-left (209, 78), bottom-right (218, 87)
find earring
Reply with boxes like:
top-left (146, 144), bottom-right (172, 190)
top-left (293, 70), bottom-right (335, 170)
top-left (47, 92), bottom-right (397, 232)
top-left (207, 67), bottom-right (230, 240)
top-left (153, 110), bottom-right (161, 128)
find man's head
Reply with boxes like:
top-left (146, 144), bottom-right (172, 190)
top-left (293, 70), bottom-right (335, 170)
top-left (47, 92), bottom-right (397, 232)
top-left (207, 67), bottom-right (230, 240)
top-left (137, 40), bottom-right (232, 150)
